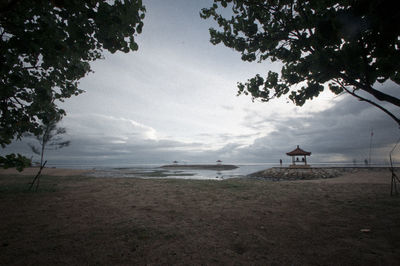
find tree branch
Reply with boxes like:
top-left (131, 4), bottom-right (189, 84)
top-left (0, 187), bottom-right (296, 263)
top-left (338, 73), bottom-right (400, 107)
top-left (335, 79), bottom-right (400, 126)
top-left (11, 96), bottom-right (24, 107)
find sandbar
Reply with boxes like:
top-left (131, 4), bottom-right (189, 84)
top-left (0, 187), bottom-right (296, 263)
top-left (161, 164), bottom-right (238, 170)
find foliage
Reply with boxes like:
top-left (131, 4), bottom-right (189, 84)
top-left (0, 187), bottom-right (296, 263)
top-left (29, 118), bottom-right (70, 163)
top-left (201, 0), bottom-right (400, 125)
top-left (0, 0), bottom-right (145, 168)
top-left (0, 153), bottom-right (31, 171)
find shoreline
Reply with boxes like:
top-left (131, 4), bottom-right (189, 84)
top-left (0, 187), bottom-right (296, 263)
top-left (0, 165), bottom-right (396, 180)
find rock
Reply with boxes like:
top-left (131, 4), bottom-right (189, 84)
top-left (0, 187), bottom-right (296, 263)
top-left (247, 167), bottom-right (356, 181)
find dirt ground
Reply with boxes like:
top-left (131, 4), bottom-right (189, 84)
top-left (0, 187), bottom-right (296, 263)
top-left (0, 169), bottom-right (399, 265)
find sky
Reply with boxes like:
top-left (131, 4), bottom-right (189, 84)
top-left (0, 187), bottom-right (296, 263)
top-left (3, 0), bottom-right (400, 167)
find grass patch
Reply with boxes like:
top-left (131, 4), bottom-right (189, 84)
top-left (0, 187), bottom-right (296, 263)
top-left (131, 227), bottom-right (155, 240)
top-left (162, 178), bottom-right (253, 192)
top-left (123, 225), bottom-right (179, 243)
top-left (218, 180), bottom-right (250, 191)
top-left (0, 182), bottom-right (58, 193)
top-left (0, 174), bottom-right (64, 194)
top-left (0, 183), bottom-right (30, 193)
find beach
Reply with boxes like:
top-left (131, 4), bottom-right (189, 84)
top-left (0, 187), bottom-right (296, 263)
top-left (0, 167), bottom-right (399, 265)
top-left (0, 167), bottom-right (93, 177)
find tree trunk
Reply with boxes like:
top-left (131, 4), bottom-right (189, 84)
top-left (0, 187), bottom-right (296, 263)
top-left (28, 160), bottom-right (47, 191)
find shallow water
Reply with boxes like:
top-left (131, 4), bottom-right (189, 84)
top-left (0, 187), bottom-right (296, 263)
top-left (86, 164), bottom-right (275, 180)
top-left (84, 162), bottom-right (394, 180)
top-left (47, 161), bottom-right (396, 180)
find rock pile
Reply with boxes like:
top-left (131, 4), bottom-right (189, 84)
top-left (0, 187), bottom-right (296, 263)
top-left (247, 167), bottom-right (357, 181)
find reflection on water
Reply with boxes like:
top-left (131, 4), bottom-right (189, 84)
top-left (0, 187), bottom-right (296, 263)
top-left (87, 164), bottom-right (276, 180)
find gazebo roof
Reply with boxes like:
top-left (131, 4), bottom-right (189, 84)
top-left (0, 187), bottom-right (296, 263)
top-left (286, 145), bottom-right (311, 156)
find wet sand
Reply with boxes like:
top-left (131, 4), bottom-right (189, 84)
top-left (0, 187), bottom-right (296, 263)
top-left (0, 168), bottom-right (399, 265)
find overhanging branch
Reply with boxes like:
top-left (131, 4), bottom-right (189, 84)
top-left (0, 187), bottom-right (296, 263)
top-left (335, 79), bottom-right (400, 127)
top-left (339, 74), bottom-right (400, 108)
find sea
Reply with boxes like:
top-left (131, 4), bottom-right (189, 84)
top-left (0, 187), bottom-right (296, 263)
top-left (45, 162), bottom-right (396, 180)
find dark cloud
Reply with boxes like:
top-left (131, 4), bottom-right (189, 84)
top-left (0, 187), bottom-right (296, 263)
top-left (3, 80), bottom-right (399, 167)
top-left (229, 87), bottom-right (400, 164)
top-left (3, 91), bottom-right (399, 166)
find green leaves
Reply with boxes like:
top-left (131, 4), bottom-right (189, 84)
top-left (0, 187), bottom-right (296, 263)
top-left (1, 0), bottom-right (146, 169)
top-left (0, 154), bottom-right (31, 172)
top-left (329, 83), bottom-right (344, 95)
top-left (289, 82), bottom-right (325, 106)
top-left (129, 36), bottom-right (139, 51)
top-left (201, 0), bottom-right (400, 123)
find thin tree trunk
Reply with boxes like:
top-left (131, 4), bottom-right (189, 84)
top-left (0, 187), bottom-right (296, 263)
top-left (389, 136), bottom-right (400, 196)
top-left (28, 160), bottom-right (47, 191)
top-left (32, 132), bottom-right (47, 191)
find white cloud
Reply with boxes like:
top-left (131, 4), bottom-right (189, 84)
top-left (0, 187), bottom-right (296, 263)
top-left (3, 0), bottom-right (400, 167)
top-left (63, 114), bottom-right (158, 142)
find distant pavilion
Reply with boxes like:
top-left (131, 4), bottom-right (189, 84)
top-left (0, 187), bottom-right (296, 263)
top-left (286, 145), bottom-right (311, 168)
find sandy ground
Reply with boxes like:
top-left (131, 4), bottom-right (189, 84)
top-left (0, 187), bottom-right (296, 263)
top-left (0, 168), bottom-right (399, 265)
top-left (305, 169), bottom-right (394, 184)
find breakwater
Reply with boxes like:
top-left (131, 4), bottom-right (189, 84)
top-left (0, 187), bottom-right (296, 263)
top-left (248, 167), bottom-right (393, 180)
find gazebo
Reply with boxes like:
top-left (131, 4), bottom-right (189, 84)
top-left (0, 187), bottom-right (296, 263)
top-left (286, 145), bottom-right (311, 168)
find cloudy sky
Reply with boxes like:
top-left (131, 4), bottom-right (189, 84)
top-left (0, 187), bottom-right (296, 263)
top-left (4, 0), bottom-right (400, 166)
